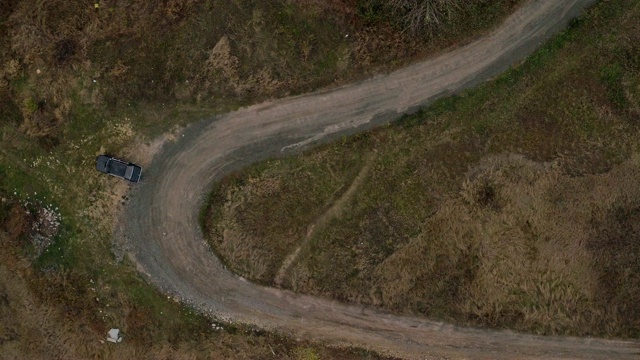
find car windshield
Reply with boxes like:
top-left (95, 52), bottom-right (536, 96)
top-left (125, 166), bottom-right (134, 179)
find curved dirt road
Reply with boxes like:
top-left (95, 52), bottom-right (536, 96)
top-left (121, 0), bottom-right (640, 358)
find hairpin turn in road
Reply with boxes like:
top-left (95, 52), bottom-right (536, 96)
top-left (121, 1), bottom-right (640, 358)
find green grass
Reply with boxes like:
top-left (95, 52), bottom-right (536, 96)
top-left (204, 0), bottom-right (640, 337)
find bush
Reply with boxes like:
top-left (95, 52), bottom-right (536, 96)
top-left (390, 0), bottom-right (462, 34)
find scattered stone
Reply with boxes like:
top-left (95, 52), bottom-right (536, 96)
top-left (29, 206), bottom-right (61, 256)
top-left (106, 328), bottom-right (123, 343)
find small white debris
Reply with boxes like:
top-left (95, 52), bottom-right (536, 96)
top-left (106, 328), bottom-right (122, 343)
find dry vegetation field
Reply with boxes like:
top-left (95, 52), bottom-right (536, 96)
top-left (0, 0), bottom-right (522, 358)
top-left (0, 212), bottom-right (385, 359)
top-left (204, 0), bottom-right (640, 338)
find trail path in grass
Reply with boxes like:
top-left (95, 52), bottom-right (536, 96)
top-left (274, 153), bottom-right (376, 286)
top-left (121, 0), bottom-right (640, 358)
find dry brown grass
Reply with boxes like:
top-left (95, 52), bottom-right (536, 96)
top-left (204, 0), bottom-right (640, 337)
top-left (204, 35), bottom-right (284, 98)
top-left (206, 147), bottom-right (365, 282)
top-left (211, 150), bottom-right (640, 337)
top-left (5, 0), bottom-right (96, 139)
top-left (0, 200), bottom-right (389, 360)
top-left (0, 0), bottom-right (525, 358)
top-left (1, 0), bottom-right (521, 145)
top-left (373, 153), bottom-right (640, 334)
top-left (275, 154), bottom-right (377, 286)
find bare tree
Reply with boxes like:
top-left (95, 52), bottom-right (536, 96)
top-left (389, 0), bottom-right (463, 35)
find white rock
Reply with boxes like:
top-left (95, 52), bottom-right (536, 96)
top-left (107, 328), bottom-right (123, 343)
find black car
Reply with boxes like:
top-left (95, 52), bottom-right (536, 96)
top-left (95, 155), bottom-right (142, 182)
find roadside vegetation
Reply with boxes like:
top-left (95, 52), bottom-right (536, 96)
top-left (0, 199), bottom-right (387, 358)
top-left (0, 0), bottom-right (522, 358)
top-left (204, 0), bottom-right (640, 338)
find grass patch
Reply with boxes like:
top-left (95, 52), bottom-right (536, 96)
top-left (204, 0), bottom-right (640, 337)
top-left (0, 193), bottom-right (391, 359)
top-left (202, 142), bottom-right (367, 282)
top-left (0, 0), bottom-right (529, 357)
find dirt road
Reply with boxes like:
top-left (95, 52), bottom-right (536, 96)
top-left (121, 0), bottom-right (640, 358)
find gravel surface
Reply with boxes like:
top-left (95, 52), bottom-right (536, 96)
top-left (120, 1), bottom-right (640, 358)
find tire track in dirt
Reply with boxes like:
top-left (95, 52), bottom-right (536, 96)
top-left (121, 0), bottom-right (640, 358)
